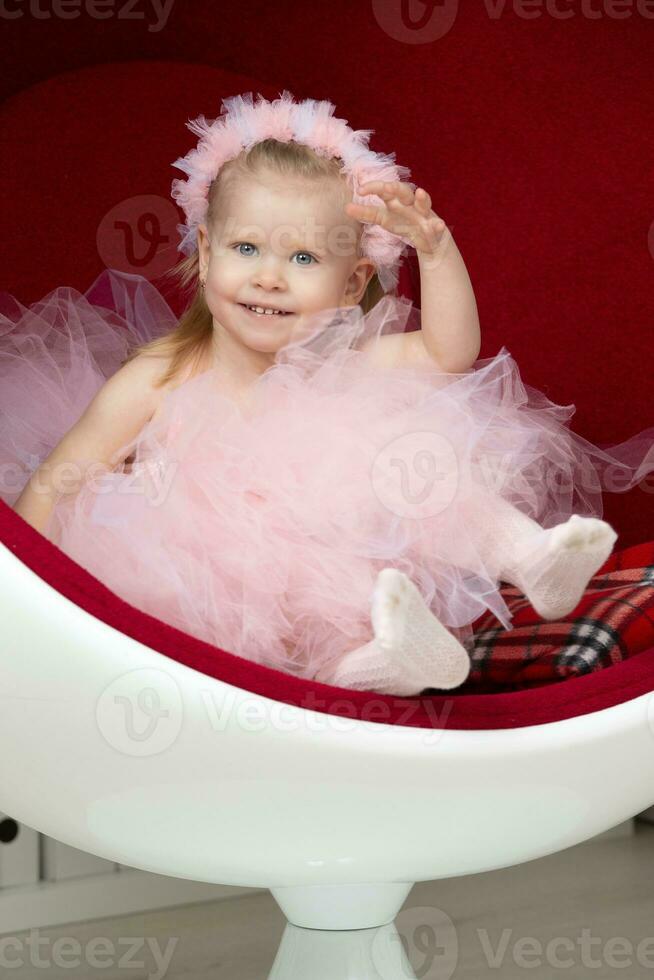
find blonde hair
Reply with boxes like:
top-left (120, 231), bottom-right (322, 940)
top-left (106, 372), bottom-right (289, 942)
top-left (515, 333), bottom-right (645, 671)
top-left (123, 138), bottom-right (390, 389)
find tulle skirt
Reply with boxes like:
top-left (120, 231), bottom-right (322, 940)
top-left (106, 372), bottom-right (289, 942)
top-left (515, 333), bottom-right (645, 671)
top-left (2, 269), bottom-right (653, 680)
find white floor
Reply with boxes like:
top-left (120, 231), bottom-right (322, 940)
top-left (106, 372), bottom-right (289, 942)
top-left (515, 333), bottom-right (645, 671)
top-left (5, 821), bottom-right (654, 979)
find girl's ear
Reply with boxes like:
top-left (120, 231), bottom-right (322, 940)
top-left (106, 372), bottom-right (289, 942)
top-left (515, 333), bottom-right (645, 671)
top-left (343, 258), bottom-right (376, 306)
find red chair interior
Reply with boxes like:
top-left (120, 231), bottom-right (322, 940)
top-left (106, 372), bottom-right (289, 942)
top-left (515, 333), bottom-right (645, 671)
top-left (4, 500), bottom-right (654, 730)
top-left (2, 37), bottom-right (653, 728)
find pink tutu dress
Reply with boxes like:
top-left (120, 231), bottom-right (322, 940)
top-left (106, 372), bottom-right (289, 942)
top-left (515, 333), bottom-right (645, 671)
top-left (2, 269), bottom-right (653, 680)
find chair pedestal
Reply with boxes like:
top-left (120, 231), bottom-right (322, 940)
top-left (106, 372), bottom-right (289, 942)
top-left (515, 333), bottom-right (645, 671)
top-left (267, 920), bottom-right (417, 980)
top-left (269, 881), bottom-right (414, 930)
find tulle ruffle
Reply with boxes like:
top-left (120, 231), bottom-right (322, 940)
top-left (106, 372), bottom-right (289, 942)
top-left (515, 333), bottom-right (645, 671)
top-left (1, 269), bottom-right (653, 680)
top-left (0, 270), bottom-right (176, 507)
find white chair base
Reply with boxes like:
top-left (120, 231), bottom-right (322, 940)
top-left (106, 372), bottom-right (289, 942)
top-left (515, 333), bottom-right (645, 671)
top-left (268, 921), bottom-right (416, 979)
top-left (269, 881), bottom-right (414, 930)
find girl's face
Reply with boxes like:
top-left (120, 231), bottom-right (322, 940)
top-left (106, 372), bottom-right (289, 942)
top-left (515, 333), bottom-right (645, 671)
top-left (197, 172), bottom-right (376, 355)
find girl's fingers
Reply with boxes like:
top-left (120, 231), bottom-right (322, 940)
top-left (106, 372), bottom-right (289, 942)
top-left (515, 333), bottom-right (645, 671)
top-left (345, 201), bottom-right (375, 217)
top-left (347, 200), bottom-right (415, 238)
top-left (357, 179), bottom-right (389, 194)
top-left (346, 201), bottom-right (392, 227)
top-left (358, 179), bottom-right (415, 206)
top-left (346, 202), bottom-right (426, 246)
top-left (350, 184), bottom-right (415, 219)
top-left (415, 187), bottom-right (432, 215)
top-left (392, 182), bottom-right (416, 206)
top-left (347, 185), bottom-right (443, 250)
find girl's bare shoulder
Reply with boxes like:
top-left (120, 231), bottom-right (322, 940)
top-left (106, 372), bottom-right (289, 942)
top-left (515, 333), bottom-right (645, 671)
top-left (137, 351), bottom-right (206, 424)
top-left (112, 352), bottom-right (202, 468)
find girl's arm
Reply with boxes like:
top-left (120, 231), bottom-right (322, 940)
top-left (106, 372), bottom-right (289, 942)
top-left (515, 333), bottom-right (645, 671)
top-left (13, 356), bottom-right (160, 535)
top-left (417, 225), bottom-right (481, 373)
top-left (346, 181), bottom-right (481, 373)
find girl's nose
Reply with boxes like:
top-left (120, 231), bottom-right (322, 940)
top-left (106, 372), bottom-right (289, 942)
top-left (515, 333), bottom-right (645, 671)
top-left (251, 256), bottom-right (287, 290)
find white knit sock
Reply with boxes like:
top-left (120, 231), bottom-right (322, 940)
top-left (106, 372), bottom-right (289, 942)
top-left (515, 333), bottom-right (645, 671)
top-left (502, 514), bottom-right (617, 620)
top-left (459, 490), bottom-right (618, 621)
top-left (315, 568), bottom-right (471, 696)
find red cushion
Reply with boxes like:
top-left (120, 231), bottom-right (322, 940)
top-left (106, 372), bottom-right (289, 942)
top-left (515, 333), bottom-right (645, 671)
top-left (3, 500), bottom-right (654, 731)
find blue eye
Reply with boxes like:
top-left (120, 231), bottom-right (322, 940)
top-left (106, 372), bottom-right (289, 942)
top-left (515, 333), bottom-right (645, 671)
top-left (235, 243), bottom-right (257, 257)
top-left (293, 252), bottom-right (316, 266)
top-left (232, 243), bottom-right (317, 265)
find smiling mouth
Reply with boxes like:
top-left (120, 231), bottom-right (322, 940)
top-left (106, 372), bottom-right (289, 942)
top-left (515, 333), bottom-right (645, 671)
top-left (239, 303), bottom-right (295, 317)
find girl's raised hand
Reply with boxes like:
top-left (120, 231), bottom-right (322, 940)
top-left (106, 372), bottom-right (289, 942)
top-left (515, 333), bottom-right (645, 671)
top-left (345, 181), bottom-right (449, 258)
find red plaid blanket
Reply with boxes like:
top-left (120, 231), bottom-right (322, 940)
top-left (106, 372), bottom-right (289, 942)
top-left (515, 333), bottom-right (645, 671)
top-left (450, 540), bottom-right (654, 693)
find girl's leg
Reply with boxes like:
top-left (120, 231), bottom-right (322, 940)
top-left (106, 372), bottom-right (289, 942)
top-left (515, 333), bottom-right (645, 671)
top-left (458, 488), bottom-right (618, 621)
top-left (314, 568), bottom-right (471, 696)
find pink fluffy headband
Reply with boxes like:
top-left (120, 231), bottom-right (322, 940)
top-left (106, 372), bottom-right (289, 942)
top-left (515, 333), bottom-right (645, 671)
top-left (170, 90), bottom-right (414, 293)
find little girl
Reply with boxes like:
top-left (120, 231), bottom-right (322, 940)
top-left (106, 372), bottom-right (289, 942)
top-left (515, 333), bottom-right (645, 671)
top-left (3, 91), bottom-right (653, 697)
